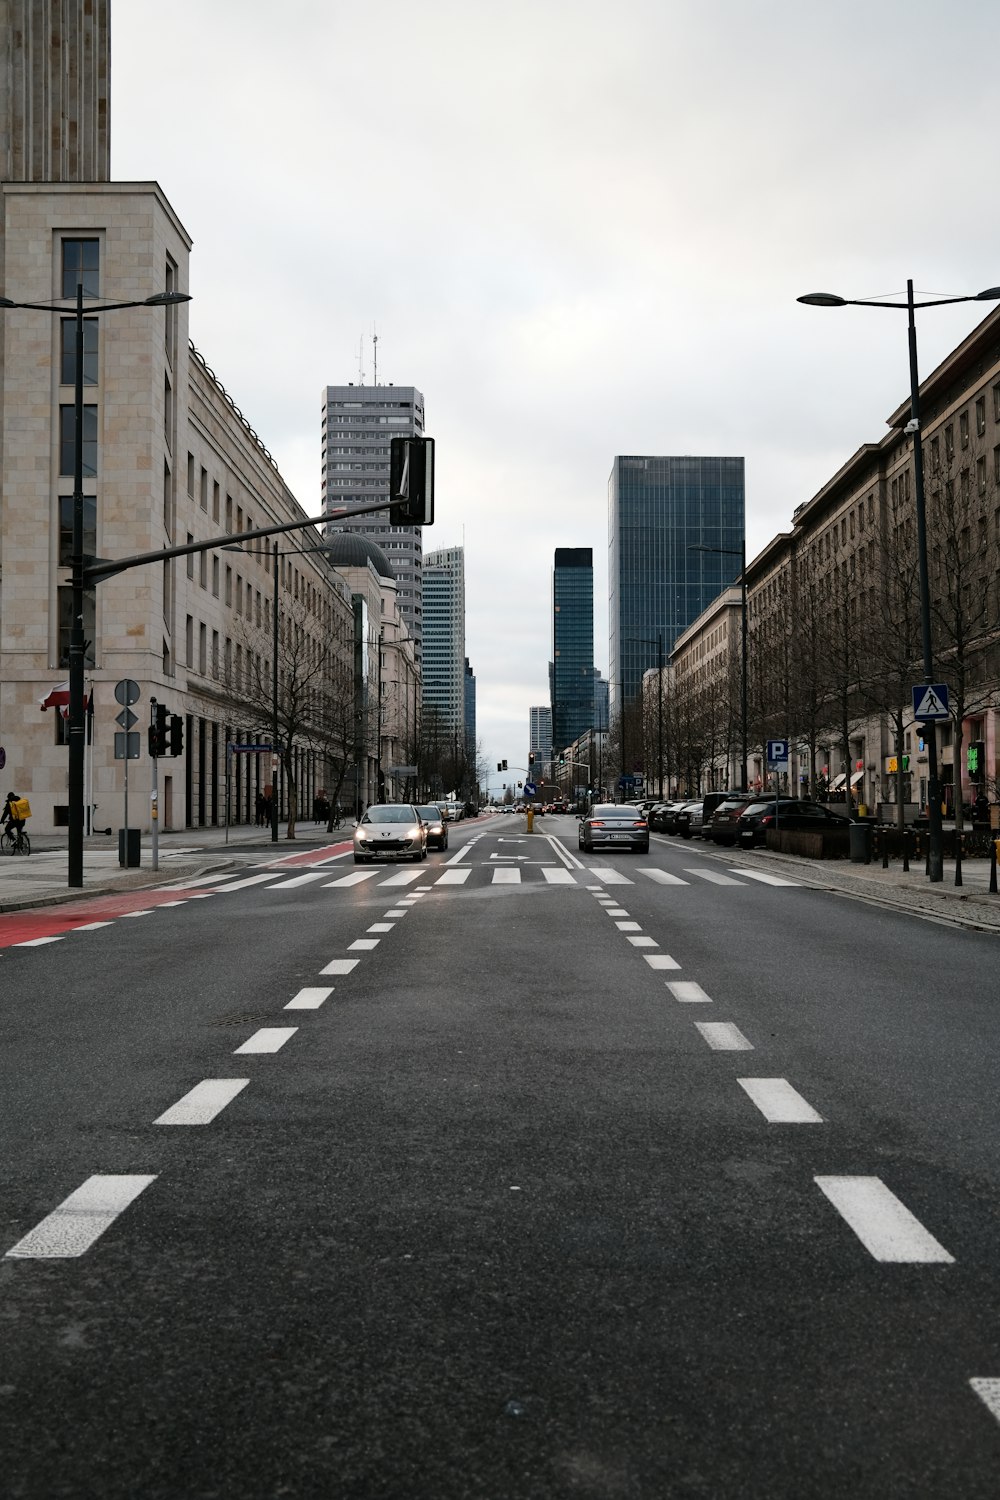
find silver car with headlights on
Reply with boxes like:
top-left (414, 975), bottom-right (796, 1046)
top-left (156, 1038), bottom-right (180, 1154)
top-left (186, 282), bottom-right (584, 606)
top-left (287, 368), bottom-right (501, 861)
top-left (578, 803), bottom-right (650, 854)
top-left (354, 804), bottom-right (428, 864)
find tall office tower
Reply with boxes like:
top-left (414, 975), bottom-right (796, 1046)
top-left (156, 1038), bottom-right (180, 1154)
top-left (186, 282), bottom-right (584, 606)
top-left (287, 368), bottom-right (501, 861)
top-left (422, 546), bottom-right (466, 738)
top-left (608, 455), bottom-right (745, 711)
top-left (1, 0), bottom-right (110, 183)
top-left (321, 382), bottom-right (425, 655)
top-left (529, 706), bottom-right (552, 761)
top-left (464, 659), bottom-right (477, 760)
top-left (551, 547), bottom-right (595, 749)
top-left (592, 669), bottom-right (609, 732)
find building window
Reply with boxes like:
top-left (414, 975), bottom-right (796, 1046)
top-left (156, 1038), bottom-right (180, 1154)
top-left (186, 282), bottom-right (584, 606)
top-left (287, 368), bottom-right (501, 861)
top-left (212, 556), bottom-right (220, 597)
top-left (59, 405), bottom-right (98, 476)
top-left (57, 585), bottom-right (96, 667)
top-left (58, 496), bottom-right (96, 565)
top-left (61, 239), bottom-right (99, 298)
top-left (186, 534), bottom-right (195, 578)
top-left (186, 614), bottom-right (194, 665)
top-left (960, 411), bottom-right (969, 449)
top-left (976, 396), bottom-right (986, 437)
top-left (199, 622), bottom-right (207, 674)
top-left (977, 455), bottom-right (987, 495)
top-left (945, 425), bottom-right (954, 461)
top-left (60, 318), bottom-right (98, 386)
top-left (200, 467), bottom-right (208, 511)
top-left (994, 383), bottom-right (1000, 422)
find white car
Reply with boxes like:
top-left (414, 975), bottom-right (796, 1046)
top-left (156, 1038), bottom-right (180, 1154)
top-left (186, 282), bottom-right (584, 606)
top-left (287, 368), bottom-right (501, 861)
top-left (354, 804), bottom-right (428, 863)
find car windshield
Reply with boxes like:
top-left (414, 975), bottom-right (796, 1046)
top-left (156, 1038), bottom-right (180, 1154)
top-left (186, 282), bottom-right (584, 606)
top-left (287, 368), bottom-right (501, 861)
top-left (362, 806), bottom-right (415, 824)
top-left (591, 806), bottom-right (636, 818)
top-left (417, 806), bottom-right (442, 821)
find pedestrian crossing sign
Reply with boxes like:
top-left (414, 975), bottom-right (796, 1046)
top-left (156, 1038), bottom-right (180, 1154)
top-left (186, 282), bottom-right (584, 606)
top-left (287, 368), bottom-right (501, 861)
top-left (912, 683), bottom-right (949, 720)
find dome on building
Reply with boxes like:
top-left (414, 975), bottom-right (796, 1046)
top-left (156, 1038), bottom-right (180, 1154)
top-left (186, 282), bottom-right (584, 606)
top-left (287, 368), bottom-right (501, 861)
top-left (324, 532), bottom-right (396, 580)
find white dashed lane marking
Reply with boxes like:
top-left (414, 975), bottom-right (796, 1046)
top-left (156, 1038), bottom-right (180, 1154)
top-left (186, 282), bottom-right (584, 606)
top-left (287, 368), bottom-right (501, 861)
top-left (154, 1079), bottom-right (250, 1125)
top-left (738, 1078), bottom-right (823, 1122)
top-left (320, 958), bottom-right (360, 976)
top-left (285, 987), bottom-right (334, 1010)
top-left (5, 1175), bottom-right (157, 1260)
top-left (627, 936), bottom-right (658, 947)
top-left (685, 869), bottom-right (743, 886)
top-left (695, 1021), bottom-right (753, 1050)
top-left (645, 954), bottom-right (682, 971)
top-left (234, 1027), bottom-right (298, 1054)
top-left (367, 923), bottom-right (395, 933)
top-left (15, 936), bottom-right (63, 947)
top-left (814, 1177), bottom-right (955, 1263)
top-left (348, 938), bottom-right (380, 951)
top-left (615, 921), bottom-right (641, 931)
top-left (667, 980), bottom-right (708, 1000)
top-left (970, 1380), bottom-right (1000, 1426)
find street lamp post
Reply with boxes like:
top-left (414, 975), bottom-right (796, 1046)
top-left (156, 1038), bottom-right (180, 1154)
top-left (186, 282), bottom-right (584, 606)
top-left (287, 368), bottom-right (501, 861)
top-left (0, 285), bottom-right (191, 887)
top-left (798, 279), bottom-right (1000, 883)
top-left (690, 542), bottom-right (748, 791)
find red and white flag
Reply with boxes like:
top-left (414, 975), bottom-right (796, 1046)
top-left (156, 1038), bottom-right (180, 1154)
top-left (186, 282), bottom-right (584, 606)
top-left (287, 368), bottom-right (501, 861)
top-left (38, 682), bottom-right (91, 717)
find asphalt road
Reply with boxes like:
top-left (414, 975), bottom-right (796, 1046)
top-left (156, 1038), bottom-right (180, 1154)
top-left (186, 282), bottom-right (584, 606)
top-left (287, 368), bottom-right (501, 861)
top-left (1, 814), bottom-right (999, 1498)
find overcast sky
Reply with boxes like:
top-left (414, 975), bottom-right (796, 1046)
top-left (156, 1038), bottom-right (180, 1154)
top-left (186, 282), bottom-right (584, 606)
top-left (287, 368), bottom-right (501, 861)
top-left (114, 0), bottom-right (998, 792)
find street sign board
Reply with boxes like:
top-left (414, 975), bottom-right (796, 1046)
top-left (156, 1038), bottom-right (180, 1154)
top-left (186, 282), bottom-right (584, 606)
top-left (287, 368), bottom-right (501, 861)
top-left (524, 780), bottom-right (537, 795)
top-left (115, 708), bottom-right (138, 731)
top-left (227, 743), bottom-right (273, 754)
top-left (114, 731), bottom-right (140, 760)
top-left (767, 738), bottom-right (789, 765)
top-left (387, 765), bottom-right (418, 776)
top-left (912, 683), bottom-right (949, 720)
top-left (114, 678), bottom-right (140, 707)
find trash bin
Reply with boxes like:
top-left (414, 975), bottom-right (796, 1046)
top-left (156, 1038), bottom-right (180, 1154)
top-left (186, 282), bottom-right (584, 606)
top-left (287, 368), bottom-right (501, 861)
top-left (849, 821), bottom-right (871, 864)
top-left (118, 827), bottom-right (141, 868)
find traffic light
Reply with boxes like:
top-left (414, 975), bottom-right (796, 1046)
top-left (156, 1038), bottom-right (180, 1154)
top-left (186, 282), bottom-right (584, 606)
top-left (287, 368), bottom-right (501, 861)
top-left (148, 702), bottom-right (167, 758)
top-left (169, 714), bottom-right (184, 757)
top-left (559, 753), bottom-right (565, 766)
top-left (389, 436), bottom-right (435, 525)
top-left (968, 741), bottom-right (985, 775)
top-left (528, 752), bottom-right (535, 766)
top-left (497, 762), bottom-right (502, 772)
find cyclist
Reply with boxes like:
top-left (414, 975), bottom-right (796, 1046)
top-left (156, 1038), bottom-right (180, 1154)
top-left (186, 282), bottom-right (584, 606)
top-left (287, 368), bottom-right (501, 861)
top-left (1, 791), bottom-right (27, 850)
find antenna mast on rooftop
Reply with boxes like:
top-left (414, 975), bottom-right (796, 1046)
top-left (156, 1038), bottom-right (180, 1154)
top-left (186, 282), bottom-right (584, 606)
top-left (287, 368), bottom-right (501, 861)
top-left (372, 324), bottom-right (379, 387)
top-left (357, 335), bottom-right (366, 386)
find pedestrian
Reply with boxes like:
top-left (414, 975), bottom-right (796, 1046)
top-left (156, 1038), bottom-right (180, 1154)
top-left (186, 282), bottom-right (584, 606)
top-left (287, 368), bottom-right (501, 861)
top-left (255, 791), bottom-right (266, 827)
top-left (975, 790), bottom-right (989, 824)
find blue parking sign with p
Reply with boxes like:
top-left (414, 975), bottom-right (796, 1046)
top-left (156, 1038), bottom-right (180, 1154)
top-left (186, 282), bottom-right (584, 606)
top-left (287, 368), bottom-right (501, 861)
top-left (767, 739), bottom-right (788, 765)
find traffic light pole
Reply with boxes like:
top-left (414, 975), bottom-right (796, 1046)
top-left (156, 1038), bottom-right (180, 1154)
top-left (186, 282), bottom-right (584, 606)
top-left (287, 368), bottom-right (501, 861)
top-left (151, 733), bottom-right (159, 872)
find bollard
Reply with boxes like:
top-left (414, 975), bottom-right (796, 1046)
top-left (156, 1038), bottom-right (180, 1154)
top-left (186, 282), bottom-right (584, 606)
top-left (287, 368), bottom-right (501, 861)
top-left (526, 807), bottom-right (534, 833)
top-left (991, 838), bottom-right (999, 896)
top-left (882, 827), bottom-right (890, 869)
top-left (902, 827), bottom-right (909, 873)
top-left (955, 832), bottom-right (963, 888)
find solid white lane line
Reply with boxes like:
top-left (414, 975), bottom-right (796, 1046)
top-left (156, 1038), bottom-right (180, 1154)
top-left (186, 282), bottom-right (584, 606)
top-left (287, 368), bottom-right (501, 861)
top-left (738, 1078), bottom-right (823, 1123)
top-left (234, 1027), bottom-right (298, 1055)
top-left (615, 920), bottom-right (641, 931)
top-left (588, 868), bottom-right (633, 884)
top-left (367, 923), bottom-right (395, 933)
top-left (72, 921), bottom-right (115, 931)
top-left (267, 872), bottom-right (331, 889)
top-left (639, 869), bottom-right (690, 886)
top-left (5, 1175), bottom-right (157, 1259)
top-left (15, 936), bottom-right (64, 947)
top-left (970, 1380), bottom-right (1000, 1425)
top-left (542, 868), bottom-right (576, 884)
top-left (546, 835), bottom-right (584, 870)
top-left (645, 954), bottom-right (682, 971)
top-left (324, 870), bottom-right (380, 887)
top-left (349, 938), bottom-right (380, 951)
top-left (627, 936), bottom-right (658, 947)
top-left (285, 987), bottom-right (334, 1010)
top-left (685, 869), bottom-right (743, 886)
top-left (320, 958), bottom-right (360, 975)
top-left (445, 842), bottom-right (474, 865)
top-left (492, 868), bottom-right (522, 884)
top-left (154, 1079), bottom-right (250, 1126)
top-left (436, 869), bottom-right (472, 884)
top-left (212, 873), bottom-right (280, 893)
top-left (380, 870), bottom-right (424, 886)
top-left (727, 869), bottom-right (800, 886)
top-left (666, 979), bottom-right (707, 999)
top-left (695, 1021), bottom-right (753, 1050)
top-left (814, 1176), bottom-right (954, 1264)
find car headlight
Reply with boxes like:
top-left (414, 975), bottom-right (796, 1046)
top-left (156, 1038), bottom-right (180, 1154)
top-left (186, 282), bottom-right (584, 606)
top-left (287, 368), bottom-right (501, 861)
top-left (354, 826), bottom-right (365, 840)
top-left (407, 826), bottom-right (420, 839)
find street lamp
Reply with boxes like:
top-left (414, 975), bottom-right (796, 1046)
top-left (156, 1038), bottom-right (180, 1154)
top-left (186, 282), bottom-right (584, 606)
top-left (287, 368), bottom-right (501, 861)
top-left (0, 285), bottom-right (191, 887)
top-left (690, 541), bottom-right (748, 791)
top-left (798, 280), bottom-right (1000, 883)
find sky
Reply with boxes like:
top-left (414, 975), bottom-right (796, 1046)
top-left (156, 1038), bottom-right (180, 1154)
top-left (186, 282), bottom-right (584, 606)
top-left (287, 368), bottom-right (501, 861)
top-left (113, 0), bottom-right (1000, 795)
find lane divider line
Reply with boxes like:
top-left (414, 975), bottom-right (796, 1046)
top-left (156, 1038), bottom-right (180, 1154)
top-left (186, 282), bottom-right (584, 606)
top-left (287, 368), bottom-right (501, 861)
top-left (5, 1174), bottom-right (157, 1259)
top-left (234, 1027), bottom-right (298, 1055)
top-left (644, 954), bottom-right (681, 971)
top-left (738, 1078), bottom-right (823, 1123)
top-left (348, 938), bottom-right (380, 951)
top-left (970, 1380), bottom-right (1000, 1425)
top-left (285, 987), bottom-right (334, 1010)
top-left (320, 958), bottom-right (360, 976)
top-left (154, 1079), bottom-right (250, 1126)
top-left (814, 1176), bottom-right (955, 1263)
top-left (694, 1021), bottom-right (753, 1050)
top-left (666, 978), bottom-right (707, 998)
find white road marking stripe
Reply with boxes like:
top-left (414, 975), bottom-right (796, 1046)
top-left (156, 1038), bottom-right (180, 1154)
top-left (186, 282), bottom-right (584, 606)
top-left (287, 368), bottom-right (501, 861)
top-left (72, 921), bottom-right (115, 931)
top-left (493, 868), bottom-right (521, 884)
top-left (606, 907), bottom-right (629, 916)
top-left (349, 938), bottom-right (380, 950)
top-left (814, 1176), bottom-right (954, 1263)
top-left (627, 936), bottom-right (658, 947)
top-left (585, 885), bottom-right (603, 891)
top-left (685, 869), bottom-right (743, 886)
top-left (234, 1027), bottom-right (298, 1054)
top-left (162, 872), bottom-right (235, 889)
top-left (436, 869), bottom-right (471, 884)
top-left (727, 869), bottom-right (800, 886)
top-left (367, 923), bottom-right (395, 933)
top-left (380, 870), bottom-right (424, 886)
top-left (5, 1175), bottom-right (157, 1259)
top-left (546, 836), bottom-right (584, 870)
top-left (320, 958), bottom-right (360, 975)
top-left (970, 1380), bottom-right (1000, 1425)
top-left (323, 870), bottom-right (380, 887)
top-left (155, 1079), bottom-right (250, 1125)
top-left (738, 1078), bottom-right (823, 1122)
top-left (384, 908), bottom-right (409, 916)
top-left (15, 936), bottom-right (64, 947)
top-left (212, 873), bottom-right (280, 892)
top-left (695, 1021), bottom-right (753, 1050)
top-left (445, 843), bottom-right (474, 865)
top-left (157, 900), bottom-right (188, 907)
top-left (666, 979), bottom-right (707, 999)
top-left (285, 987), bottom-right (333, 1009)
top-left (615, 920), bottom-right (641, 930)
top-left (542, 868), bottom-right (576, 884)
top-left (639, 869), bottom-right (690, 886)
top-left (645, 954), bottom-right (681, 971)
top-left (120, 910), bottom-right (155, 918)
top-left (267, 872), bottom-right (331, 889)
top-left (589, 868), bottom-right (633, 884)
top-left (187, 892), bottom-right (216, 899)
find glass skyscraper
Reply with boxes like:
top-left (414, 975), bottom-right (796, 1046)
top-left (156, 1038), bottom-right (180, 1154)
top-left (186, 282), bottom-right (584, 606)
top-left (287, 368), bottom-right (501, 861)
top-left (551, 547), bottom-right (595, 750)
top-left (608, 456), bottom-right (745, 710)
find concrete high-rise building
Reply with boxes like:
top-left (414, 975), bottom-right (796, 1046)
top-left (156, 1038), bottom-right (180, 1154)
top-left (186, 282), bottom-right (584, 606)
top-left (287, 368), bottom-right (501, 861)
top-left (422, 545), bottom-right (465, 739)
top-left (608, 455), bottom-right (745, 711)
top-left (592, 669), bottom-right (609, 733)
top-left (529, 705), bottom-right (552, 762)
top-left (551, 547), bottom-right (594, 750)
top-left (464, 658), bottom-right (476, 759)
top-left (1, 0), bottom-right (110, 184)
top-left (321, 382), bottom-right (425, 655)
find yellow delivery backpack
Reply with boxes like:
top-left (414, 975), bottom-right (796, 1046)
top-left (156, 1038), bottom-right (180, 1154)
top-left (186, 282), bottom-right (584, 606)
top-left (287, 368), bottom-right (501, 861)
top-left (13, 798), bottom-right (31, 820)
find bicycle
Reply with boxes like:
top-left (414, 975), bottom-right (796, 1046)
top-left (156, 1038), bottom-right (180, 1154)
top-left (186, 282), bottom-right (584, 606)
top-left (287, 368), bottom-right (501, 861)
top-left (1, 825), bottom-right (31, 855)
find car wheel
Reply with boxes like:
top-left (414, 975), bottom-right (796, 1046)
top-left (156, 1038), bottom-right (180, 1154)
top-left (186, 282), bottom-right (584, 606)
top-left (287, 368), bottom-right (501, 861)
top-left (353, 853), bottom-right (367, 864)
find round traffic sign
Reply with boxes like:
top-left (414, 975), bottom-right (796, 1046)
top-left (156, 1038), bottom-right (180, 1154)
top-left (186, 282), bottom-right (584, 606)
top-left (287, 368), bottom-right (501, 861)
top-left (114, 679), bottom-right (140, 706)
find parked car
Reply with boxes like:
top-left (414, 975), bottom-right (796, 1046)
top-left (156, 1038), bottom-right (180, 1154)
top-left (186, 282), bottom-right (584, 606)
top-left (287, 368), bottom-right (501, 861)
top-left (578, 804), bottom-right (649, 854)
top-left (705, 796), bottom-right (759, 845)
top-left (646, 802), bottom-right (673, 833)
top-left (661, 800), bottom-right (695, 835)
top-left (674, 799), bottom-right (705, 838)
top-left (416, 804), bottom-right (449, 851)
top-left (736, 799), bottom-right (850, 848)
top-left (354, 803), bottom-right (428, 863)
